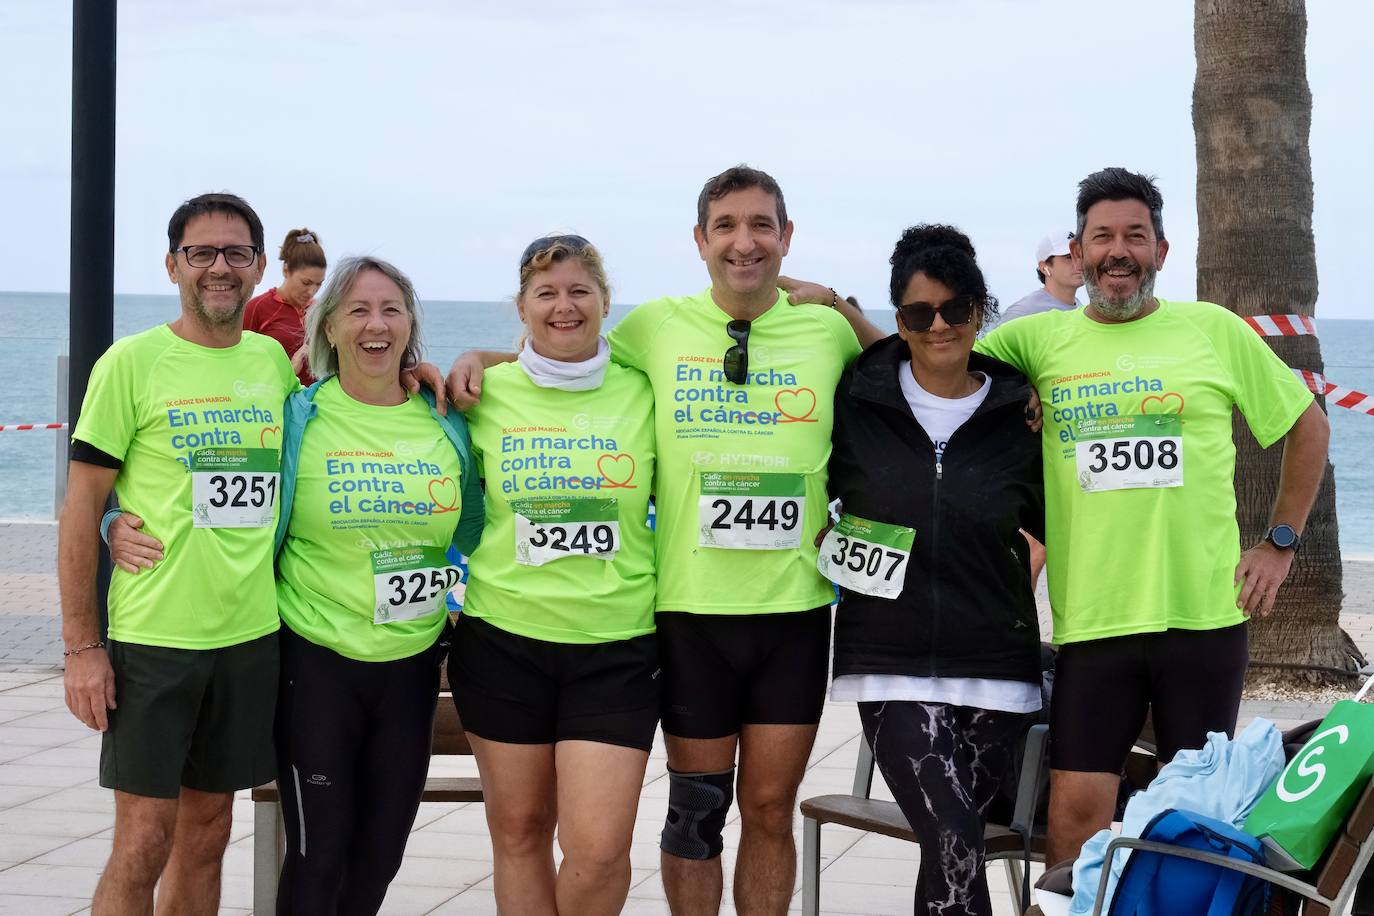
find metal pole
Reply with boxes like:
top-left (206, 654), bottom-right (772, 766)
top-left (54, 355), bottom-right (68, 517)
top-left (70, 0), bottom-right (116, 635)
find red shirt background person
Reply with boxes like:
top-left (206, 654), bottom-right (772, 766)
top-left (244, 227), bottom-right (326, 384)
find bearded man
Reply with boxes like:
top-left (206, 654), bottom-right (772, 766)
top-left (975, 166), bottom-right (1330, 867)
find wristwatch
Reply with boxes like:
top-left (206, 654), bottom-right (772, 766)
top-left (1263, 524), bottom-right (1302, 552)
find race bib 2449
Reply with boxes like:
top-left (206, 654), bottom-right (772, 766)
top-left (697, 471), bottom-right (804, 550)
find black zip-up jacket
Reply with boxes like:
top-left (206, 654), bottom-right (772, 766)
top-left (828, 335), bottom-right (1045, 684)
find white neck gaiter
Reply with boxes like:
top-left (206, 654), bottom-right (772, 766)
top-left (516, 336), bottom-right (610, 391)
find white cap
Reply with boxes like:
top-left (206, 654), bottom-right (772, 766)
top-left (1036, 230), bottom-right (1075, 263)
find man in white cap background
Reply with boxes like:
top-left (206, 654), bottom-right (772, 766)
top-left (999, 229), bottom-right (1084, 324)
top-left (995, 230), bottom-right (1083, 588)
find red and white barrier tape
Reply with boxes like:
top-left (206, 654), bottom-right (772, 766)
top-left (0, 422), bottom-right (67, 432)
top-left (1242, 313), bottom-right (1374, 417)
top-left (1245, 314), bottom-right (1316, 337)
top-left (1293, 370), bottom-right (1374, 416)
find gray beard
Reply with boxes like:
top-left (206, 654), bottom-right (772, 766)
top-left (184, 290), bottom-right (248, 330)
top-left (1084, 264), bottom-right (1156, 321)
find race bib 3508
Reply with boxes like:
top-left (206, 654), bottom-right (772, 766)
top-left (1074, 415), bottom-right (1183, 493)
top-left (512, 497), bottom-right (620, 567)
top-left (190, 447), bottom-right (279, 528)
top-left (697, 471), bottom-right (805, 550)
top-left (817, 513), bottom-right (915, 599)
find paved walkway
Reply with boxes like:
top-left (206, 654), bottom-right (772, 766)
top-left (1, 518), bottom-right (1370, 914)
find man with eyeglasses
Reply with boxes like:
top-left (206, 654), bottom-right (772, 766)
top-left (448, 165), bottom-right (884, 915)
top-left (58, 192), bottom-right (295, 915)
top-left (974, 167), bottom-right (1329, 869)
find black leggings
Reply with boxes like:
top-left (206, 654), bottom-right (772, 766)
top-left (858, 701), bottom-right (1030, 916)
top-left (275, 626), bottom-right (445, 916)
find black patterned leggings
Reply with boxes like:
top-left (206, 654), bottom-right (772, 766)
top-left (858, 700), bottom-right (1031, 916)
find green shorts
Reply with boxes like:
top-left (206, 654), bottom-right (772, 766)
top-left (100, 631), bottom-right (279, 798)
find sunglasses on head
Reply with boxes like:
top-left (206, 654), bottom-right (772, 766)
top-left (896, 294), bottom-right (980, 332)
top-left (722, 319), bottom-right (751, 385)
top-left (519, 234), bottom-right (592, 270)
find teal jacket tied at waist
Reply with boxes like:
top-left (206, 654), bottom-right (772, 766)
top-left (273, 379), bottom-right (485, 558)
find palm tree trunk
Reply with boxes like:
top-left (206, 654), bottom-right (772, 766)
top-left (1193, 0), bottom-right (1361, 683)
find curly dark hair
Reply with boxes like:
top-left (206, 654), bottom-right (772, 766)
top-left (888, 224), bottom-right (999, 324)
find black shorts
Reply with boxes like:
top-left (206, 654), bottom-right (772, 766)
top-left (1049, 623), bottom-right (1248, 773)
top-left (657, 605), bottom-right (831, 739)
top-left (447, 613), bottom-right (660, 751)
top-left (101, 631), bottom-right (279, 798)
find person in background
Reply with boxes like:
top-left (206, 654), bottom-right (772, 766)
top-left (451, 235), bottom-right (657, 915)
top-left (999, 230), bottom-right (1083, 325)
top-left (998, 229), bottom-right (1083, 587)
top-left (245, 228), bottom-right (327, 385)
top-left (825, 225), bottom-right (1044, 916)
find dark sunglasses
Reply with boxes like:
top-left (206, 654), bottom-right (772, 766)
top-left (896, 294), bottom-right (980, 332)
top-left (519, 234), bottom-right (592, 270)
top-left (722, 319), bottom-right (751, 384)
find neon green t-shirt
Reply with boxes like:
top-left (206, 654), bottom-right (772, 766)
top-left (608, 288), bottom-right (862, 615)
top-left (72, 325), bottom-right (295, 649)
top-left (462, 361), bottom-right (656, 643)
top-left (977, 299), bottom-right (1314, 644)
top-left (275, 380), bottom-right (465, 662)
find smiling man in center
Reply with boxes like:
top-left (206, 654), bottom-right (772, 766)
top-left (447, 164), bottom-right (885, 915)
top-left (608, 166), bottom-right (879, 915)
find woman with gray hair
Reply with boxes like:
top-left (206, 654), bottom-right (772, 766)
top-left (262, 255), bottom-right (484, 913)
top-left (101, 256), bottom-right (474, 913)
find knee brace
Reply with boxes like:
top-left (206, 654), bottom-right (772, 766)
top-left (660, 767), bottom-right (735, 860)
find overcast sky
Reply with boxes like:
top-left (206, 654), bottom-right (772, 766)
top-left (2, 0), bottom-right (1370, 318)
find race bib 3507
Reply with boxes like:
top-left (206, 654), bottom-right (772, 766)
top-left (697, 471), bottom-right (804, 550)
top-left (1074, 415), bottom-right (1183, 493)
top-left (817, 513), bottom-right (915, 599)
top-left (190, 447), bottom-right (279, 528)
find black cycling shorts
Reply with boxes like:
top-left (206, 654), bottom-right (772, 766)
top-left (1049, 623), bottom-right (1248, 773)
top-left (447, 613), bottom-right (660, 752)
top-left (656, 605), bottom-right (831, 739)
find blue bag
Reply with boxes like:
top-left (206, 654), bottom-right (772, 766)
top-left (1108, 808), bottom-right (1269, 916)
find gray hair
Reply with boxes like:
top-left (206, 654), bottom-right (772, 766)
top-left (307, 256), bottom-right (424, 379)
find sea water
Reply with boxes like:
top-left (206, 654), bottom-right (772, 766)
top-left (2, 291), bottom-right (1371, 552)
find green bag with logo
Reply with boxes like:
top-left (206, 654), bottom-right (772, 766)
top-left (1243, 675), bottom-right (1374, 871)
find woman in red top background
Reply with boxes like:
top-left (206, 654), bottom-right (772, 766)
top-left (244, 227), bottom-right (327, 385)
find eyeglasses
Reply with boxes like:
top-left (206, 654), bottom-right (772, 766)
top-left (896, 294), bottom-right (980, 332)
top-left (174, 245), bottom-right (261, 269)
top-left (519, 234), bottom-right (591, 270)
top-left (722, 319), bottom-right (751, 384)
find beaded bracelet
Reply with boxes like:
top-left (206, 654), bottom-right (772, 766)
top-left (63, 641), bottom-right (105, 657)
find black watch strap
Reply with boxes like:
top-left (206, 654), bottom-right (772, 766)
top-left (1264, 524), bottom-right (1302, 551)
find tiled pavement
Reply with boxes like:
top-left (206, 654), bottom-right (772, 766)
top-left (2, 518), bottom-right (1371, 914)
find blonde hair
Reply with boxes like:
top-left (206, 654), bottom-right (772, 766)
top-left (514, 237), bottom-right (612, 349)
top-left (306, 256), bottom-right (423, 379)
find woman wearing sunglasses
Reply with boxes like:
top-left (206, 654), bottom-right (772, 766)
top-left (823, 224), bottom-right (1045, 916)
top-left (449, 235), bottom-right (657, 915)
